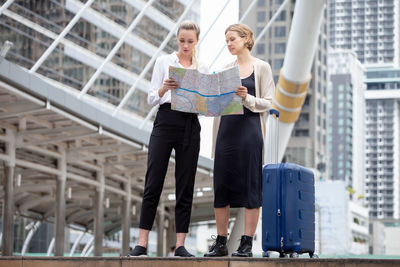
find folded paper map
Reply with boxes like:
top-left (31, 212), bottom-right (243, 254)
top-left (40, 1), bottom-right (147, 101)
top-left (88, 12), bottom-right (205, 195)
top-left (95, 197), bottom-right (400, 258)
top-left (169, 66), bottom-right (243, 116)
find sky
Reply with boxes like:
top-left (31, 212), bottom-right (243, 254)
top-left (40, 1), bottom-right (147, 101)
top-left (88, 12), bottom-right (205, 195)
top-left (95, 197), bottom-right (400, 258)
top-left (198, 0), bottom-right (239, 157)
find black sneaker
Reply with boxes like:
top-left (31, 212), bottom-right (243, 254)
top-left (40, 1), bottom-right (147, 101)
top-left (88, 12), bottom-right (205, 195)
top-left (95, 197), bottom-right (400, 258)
top-left (126, 245), bottom-right (147, 257)
top-left (174, 246), bottom-right (194, 257)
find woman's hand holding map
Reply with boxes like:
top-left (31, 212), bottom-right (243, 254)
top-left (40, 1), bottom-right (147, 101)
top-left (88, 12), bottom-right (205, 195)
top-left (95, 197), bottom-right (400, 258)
top-left (235, 86), bottom-right (248, 101)
top-left (158, 78), bottom-right (178, 98)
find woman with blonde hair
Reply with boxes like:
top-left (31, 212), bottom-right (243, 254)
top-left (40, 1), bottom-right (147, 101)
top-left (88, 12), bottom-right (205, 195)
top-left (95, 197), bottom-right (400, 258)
top-left (126, 20), bottom-right (207, 257)
top-left (204, 23), bottom-right (275, 257)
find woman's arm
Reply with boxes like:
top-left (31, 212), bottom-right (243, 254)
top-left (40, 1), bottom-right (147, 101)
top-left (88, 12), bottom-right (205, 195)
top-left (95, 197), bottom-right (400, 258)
top-left (147, 57), bottom-right (165, 106)
top-left (243, 62), bottom-right (275, 113)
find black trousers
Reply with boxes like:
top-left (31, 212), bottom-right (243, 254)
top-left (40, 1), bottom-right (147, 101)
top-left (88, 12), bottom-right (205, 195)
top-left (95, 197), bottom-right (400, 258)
top-left (139, 104), bottom-right (200, 233)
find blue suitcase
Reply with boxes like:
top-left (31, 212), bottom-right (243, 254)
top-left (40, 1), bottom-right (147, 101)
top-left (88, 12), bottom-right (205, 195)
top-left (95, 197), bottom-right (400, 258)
top-left (262, 110), bottom-right (316, 258)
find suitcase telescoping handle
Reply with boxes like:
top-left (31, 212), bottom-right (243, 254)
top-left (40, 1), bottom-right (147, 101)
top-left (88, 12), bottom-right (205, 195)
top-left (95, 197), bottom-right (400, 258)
top-left (269, 109), bottom-right (280, 164)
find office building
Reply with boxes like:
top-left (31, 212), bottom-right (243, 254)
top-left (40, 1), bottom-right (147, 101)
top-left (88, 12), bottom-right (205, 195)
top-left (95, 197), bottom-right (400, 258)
top-left (329, 0), bottom-right (400, 221)
top-left (328, 0), bottom-right (400, 67)
top-left (328, 50), bottom-right (366, 200)
top-left (364, 67), bottom-right (400, 219)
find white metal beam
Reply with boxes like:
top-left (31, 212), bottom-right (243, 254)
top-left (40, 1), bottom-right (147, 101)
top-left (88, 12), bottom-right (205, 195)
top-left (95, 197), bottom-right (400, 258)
top-left (0, 107), bottom-right (45, 119)
top-left (84, 245), bottom-right (94, 256)
top-left (65, 0), bottom-right (161, 57)
top-left (139, 104), bottom-right (158, 129)
top-left (2, 10), bottom-right (151, 93)
top-left (15, 183), bottom-right (54, 194)
top-left (209, 0), bottom-right (258, 69)
top-left (22, 114), bottom-right (53, 129)
top-left (46, 237), bottom-right (55, 256)
top-left (80, 236), bottom-right (94, 256)
top-left (25, 131), bottom-right (98, 146)
top-left (0, 0), bottom-right (14, 16)
top-left (30, 0), bottom-right (96, 73)
top-left (198, 0), bottom-right (231, 47)
top-left (122, 0), bottom-right (174, 31)
top-left (137, 0), bottom-right (231, 128)
top-left (113, 0), bottom-right (198, 116)
top-left (69, 231), bottom-right (86, 256)
top-left (79, 0), bottom-right (156, 97)
top-left (21, 221), bottom-right (41, 256)
top-left (19, 126), bottom-right (87, 137)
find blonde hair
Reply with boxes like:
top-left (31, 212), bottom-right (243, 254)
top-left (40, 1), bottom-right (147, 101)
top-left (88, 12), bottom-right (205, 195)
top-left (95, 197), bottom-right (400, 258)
top-left (177, 20), bottom-right (200, 69)
top-left (225, 23), bottom-right (255, 51)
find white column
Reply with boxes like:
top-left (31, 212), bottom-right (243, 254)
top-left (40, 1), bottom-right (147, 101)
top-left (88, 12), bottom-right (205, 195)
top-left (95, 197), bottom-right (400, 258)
top-left (266, 0), bottom-right (326, 163)
top-left (166, 217), bottom-right (175, 255)
top-left (55, 148), bottom-right (67, 256)
top-left (94, 166), bottom-right (105, 256)
top-left (156, 202), bottom-right (165, 256)
top-left (1, 129), bottom-right (16, 256)
top-left (121, 178), bottom-right (132, 255)
top-left (1, 165), bottom-right (15, 256)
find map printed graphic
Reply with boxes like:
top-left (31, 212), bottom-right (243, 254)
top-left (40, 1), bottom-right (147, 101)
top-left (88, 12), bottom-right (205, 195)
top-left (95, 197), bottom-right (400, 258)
top-left (169, 66), bottom-right (243, 116)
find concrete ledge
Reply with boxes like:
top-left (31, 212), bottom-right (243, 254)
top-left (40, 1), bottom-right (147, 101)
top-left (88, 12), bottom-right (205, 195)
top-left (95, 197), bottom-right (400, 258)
top-left (0, 257), bottom-right (400, 267)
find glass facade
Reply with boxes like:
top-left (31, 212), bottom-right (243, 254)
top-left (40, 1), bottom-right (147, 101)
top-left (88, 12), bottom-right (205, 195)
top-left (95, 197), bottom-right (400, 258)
top-left (0, 0), bottom-right (200, 118)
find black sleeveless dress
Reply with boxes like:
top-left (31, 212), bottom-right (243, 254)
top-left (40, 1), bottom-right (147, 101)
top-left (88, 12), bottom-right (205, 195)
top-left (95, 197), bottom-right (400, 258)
top-left (213, 72), bottom-right (263, 209)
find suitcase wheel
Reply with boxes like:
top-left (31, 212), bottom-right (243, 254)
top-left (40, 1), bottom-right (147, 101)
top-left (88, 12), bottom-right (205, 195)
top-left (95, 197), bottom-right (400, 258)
top-left (279, 252), bottom-right (286, 258)
top-left (262, 251), bottom-right (270, 258)
top-left (289, 252), bottom-right (299, 258)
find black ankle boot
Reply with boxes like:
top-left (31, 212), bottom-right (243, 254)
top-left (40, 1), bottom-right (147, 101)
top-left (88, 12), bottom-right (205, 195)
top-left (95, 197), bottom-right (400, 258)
top-left (204, 235), bottom-right (228, 257)
top-left (232, 235), bottom-right (253, 257)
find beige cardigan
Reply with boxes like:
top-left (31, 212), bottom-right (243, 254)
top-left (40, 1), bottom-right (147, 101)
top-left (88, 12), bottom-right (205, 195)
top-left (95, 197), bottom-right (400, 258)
top-left (212, 58), bottom-right (275, 159)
